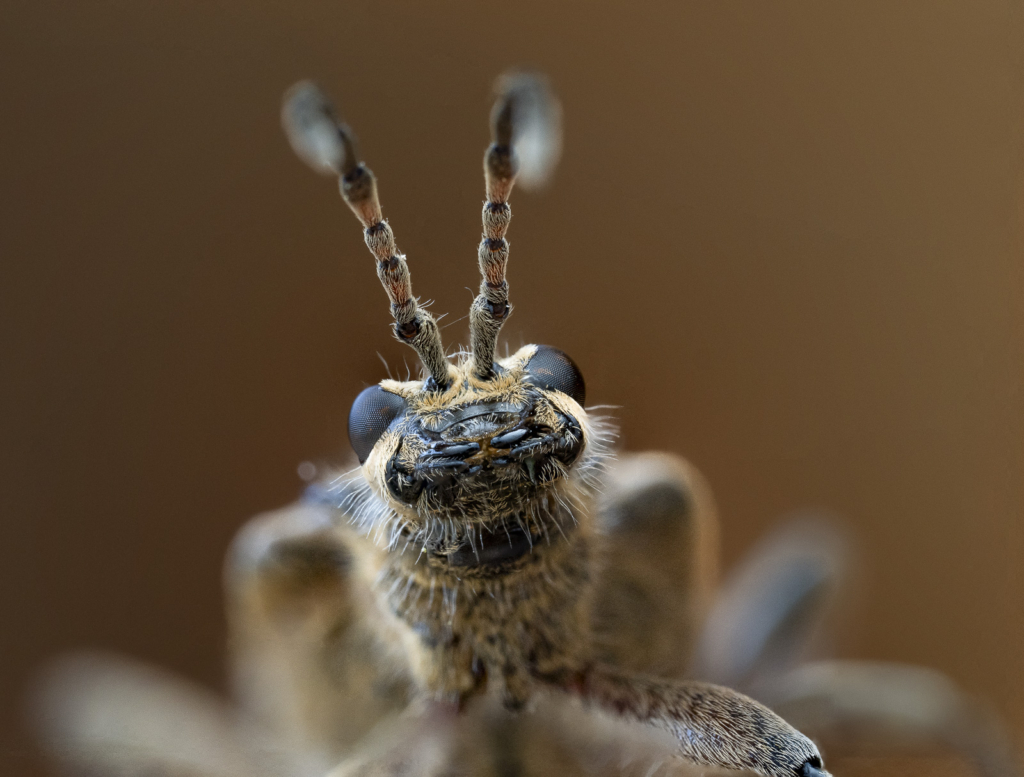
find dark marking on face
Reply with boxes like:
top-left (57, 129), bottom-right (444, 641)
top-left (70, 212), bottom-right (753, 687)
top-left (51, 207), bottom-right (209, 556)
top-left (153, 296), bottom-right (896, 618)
top-left (444, 523), bottom-right (537, 568)
top-left (383, 395), bottom-right (584, 517)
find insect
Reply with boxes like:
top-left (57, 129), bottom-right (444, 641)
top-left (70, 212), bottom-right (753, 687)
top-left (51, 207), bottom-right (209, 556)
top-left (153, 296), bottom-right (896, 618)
top-left (35, 73), bottom-right (1020, 777)
top-left (270, 70), bottom-right (828, 777)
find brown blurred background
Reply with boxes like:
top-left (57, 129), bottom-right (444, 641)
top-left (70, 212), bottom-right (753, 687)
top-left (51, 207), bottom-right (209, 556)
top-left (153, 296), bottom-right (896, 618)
top-left (2, 1), bottom-right (1023, 774)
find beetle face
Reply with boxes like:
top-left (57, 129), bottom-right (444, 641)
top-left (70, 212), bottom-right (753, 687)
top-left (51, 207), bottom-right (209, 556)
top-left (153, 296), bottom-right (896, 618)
top-left (351, 345), bottom-right (591, 531)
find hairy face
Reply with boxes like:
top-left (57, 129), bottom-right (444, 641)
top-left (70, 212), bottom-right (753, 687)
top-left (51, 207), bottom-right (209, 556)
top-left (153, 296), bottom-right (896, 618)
top-left (350, 345), bottom-right (595, 533)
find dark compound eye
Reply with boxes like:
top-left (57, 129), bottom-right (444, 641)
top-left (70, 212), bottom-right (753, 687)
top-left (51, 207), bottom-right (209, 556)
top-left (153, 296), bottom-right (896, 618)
top-left (524, 345), bottom-right (586, 406)
top-left (348, 385), bottom-right (407, 464)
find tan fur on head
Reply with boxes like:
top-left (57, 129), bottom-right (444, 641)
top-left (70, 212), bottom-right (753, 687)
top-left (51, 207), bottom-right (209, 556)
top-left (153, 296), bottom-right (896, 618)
top-left (353, 345), bottom-right (612, 552)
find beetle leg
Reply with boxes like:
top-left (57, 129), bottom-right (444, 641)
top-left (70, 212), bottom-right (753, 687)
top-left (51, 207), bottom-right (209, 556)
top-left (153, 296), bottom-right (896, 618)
top-left (226, 495), bottom-right (409, 763)
top-left (33, 652), bottom-right (286, 777)
top-left (760, 660), bottom-right (1022, 777)
top-left (554, 663), bottom-right (829, 777)
top-left (690, 518), bottom-right (848, 688)
top-left (592, 452), bottom-right (719, 677)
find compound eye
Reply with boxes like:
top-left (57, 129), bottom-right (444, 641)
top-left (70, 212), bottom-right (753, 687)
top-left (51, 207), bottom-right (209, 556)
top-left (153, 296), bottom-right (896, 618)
top-left (524, 345), bottom-right (586, 406)
top-left (348, 385), bottom-right (407, 464)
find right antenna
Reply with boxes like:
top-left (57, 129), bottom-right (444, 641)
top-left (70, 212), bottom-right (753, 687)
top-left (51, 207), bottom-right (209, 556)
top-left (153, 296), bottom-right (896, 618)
top-left (469, 73), bottom-right (561, 379)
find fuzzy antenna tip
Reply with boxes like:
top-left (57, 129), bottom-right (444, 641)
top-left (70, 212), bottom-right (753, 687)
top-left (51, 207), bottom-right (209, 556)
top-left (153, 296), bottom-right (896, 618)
top-left (281, 81), bottom-right (356, 177)
top-left (491, 72), bottom-right (562, 190)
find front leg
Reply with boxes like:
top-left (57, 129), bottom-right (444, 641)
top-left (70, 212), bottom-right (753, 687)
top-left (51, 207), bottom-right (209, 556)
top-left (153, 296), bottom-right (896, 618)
top-left (762, 660), bottom-right (1021, 777)
top-left (592, 452), bottom-right (719, 677)
top-left (550, 663), bottom-right (828, 777)
top-left (226, 496), bottom-right (409, 759)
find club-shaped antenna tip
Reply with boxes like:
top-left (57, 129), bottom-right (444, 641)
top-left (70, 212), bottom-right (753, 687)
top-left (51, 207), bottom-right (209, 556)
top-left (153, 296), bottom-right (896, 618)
top-left (281, 80), bottom-right (347, 176)
top-left (492, 71), bottom-right (562, 190)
